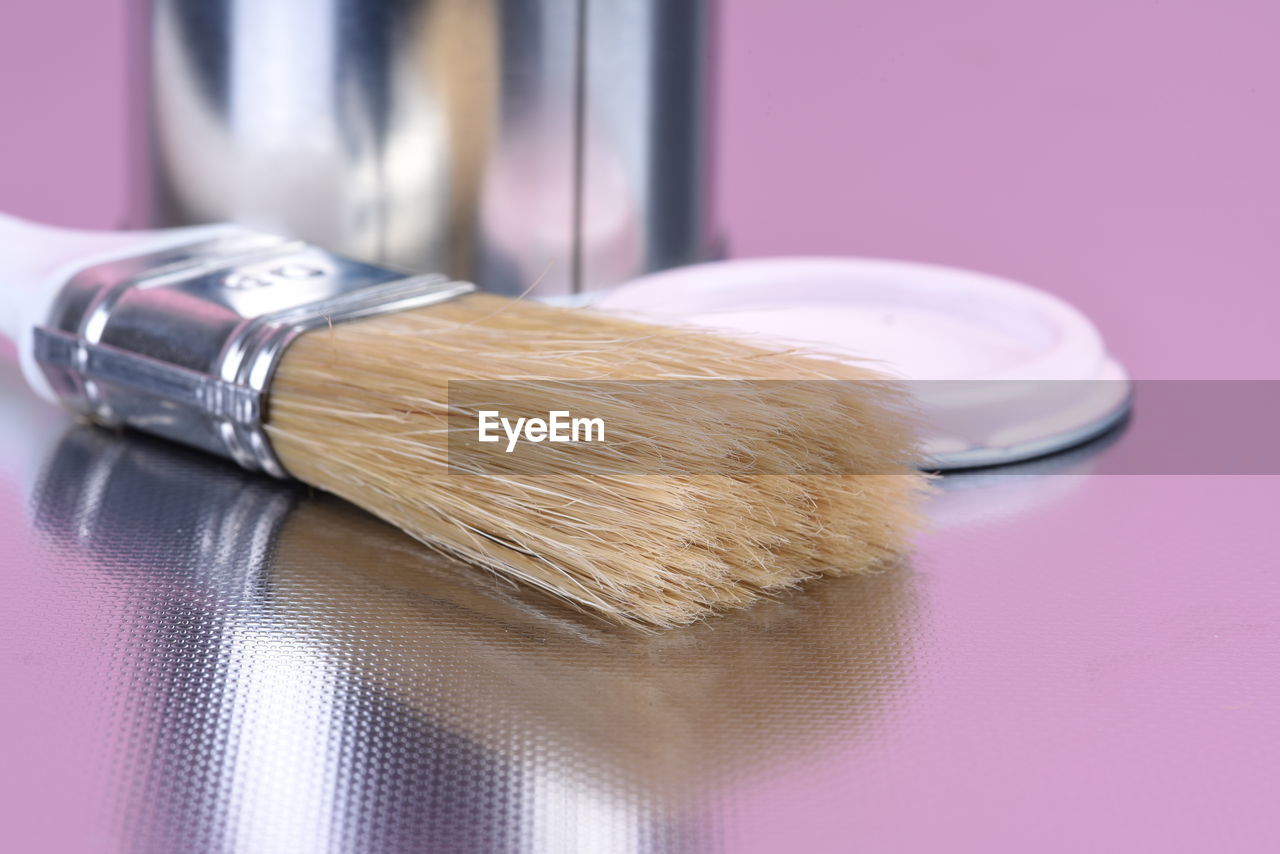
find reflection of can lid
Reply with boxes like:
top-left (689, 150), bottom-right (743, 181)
top-left (594, 258), bottom-right (1132, 470)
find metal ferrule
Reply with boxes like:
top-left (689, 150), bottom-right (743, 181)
top-left (33, 231), bottom-right (476, 478)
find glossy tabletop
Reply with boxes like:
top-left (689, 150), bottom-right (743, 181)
top-left (1, 358), bottom-right (1277, 853)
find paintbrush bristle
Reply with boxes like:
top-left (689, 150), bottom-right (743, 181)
top-left (265, 292), bottom-right (925, 627)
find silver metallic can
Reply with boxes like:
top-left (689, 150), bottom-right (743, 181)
top-left (130, 0), bottom-right (717, 296)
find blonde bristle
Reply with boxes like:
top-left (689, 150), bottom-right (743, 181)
top-left (265, 292), bottom-right (926, 627)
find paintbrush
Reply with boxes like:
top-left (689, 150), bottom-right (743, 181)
top-left (1, 213), bottom-right (924, 626)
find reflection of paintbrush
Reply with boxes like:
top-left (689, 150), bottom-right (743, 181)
top-left (5, 213), bottom-right (923, 626)
top-left (36, 425), bottom-right (917, 799)
top-left (276, 501), bottom-right (916, 794)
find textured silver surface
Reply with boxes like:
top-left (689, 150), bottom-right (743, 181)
top-left (1, 360), bottom-right (1278, 853)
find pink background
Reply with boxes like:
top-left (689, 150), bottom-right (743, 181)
top-left (2, 1), bottom-right (1277, 379)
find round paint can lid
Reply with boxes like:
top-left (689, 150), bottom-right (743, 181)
top-left (594, 258), bottom-right (1131, 470)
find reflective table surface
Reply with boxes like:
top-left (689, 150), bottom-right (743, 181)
top-left (1, 362), bottom-right (1277, 853)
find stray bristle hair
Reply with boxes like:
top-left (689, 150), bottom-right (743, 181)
top-left (265, 292), bottom-right (926, 627)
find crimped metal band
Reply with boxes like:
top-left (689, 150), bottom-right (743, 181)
top-left (33, 231), bottom-right (475, 478)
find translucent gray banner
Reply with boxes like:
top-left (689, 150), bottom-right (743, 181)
top-left (445, 380), bottom-right (1277, 475)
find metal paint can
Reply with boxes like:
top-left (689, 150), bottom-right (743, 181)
top-left (130, 0), bottom-right (716, 296)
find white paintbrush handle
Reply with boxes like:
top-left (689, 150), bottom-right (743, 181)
top-left (1, 212), bottom-right (473, 476)
top-left (0, 212), bottom-right (238, 399)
